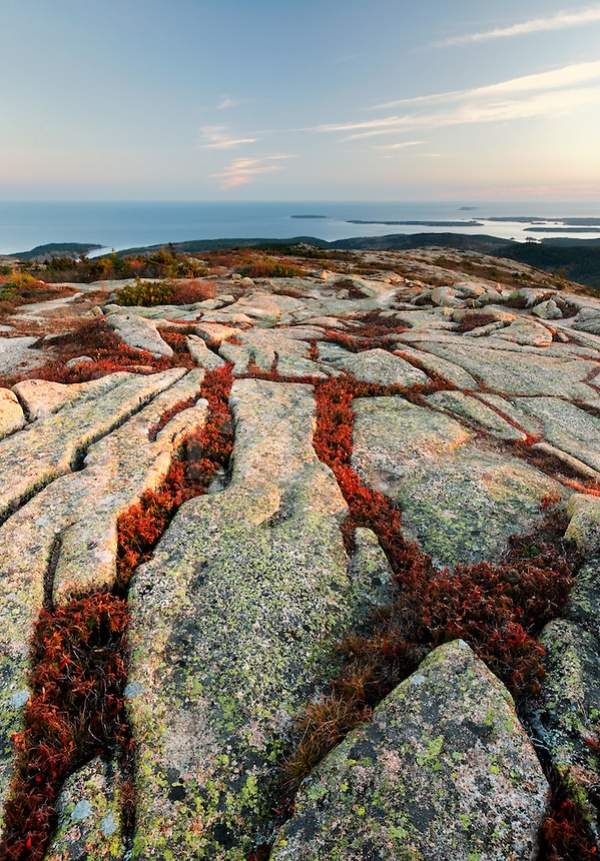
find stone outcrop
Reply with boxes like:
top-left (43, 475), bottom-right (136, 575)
top-left (0, 370), bottom-right (182, 524)
top-left (271, 641), bottom-right (550, 861)
top-left (0, 369), bottom-right (206, 815)
top-left (1, 247), bottom-right (600, 858)
top-left (106, 312), bottom-right (174, 358)
top-left (44, 758), bottom-right (125, 861)
top-left (0, 389), bottom-right (25, 439)
top-left (127, 380), bottom-right (363, 859)
top-left (352, 396), bottom-right (562, 565)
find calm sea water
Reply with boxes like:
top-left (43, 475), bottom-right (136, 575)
top-left (2, 200), bottom-right (600, 256)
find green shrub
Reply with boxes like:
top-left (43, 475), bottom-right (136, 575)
top-left (114, 279), bottom-right (175, 307)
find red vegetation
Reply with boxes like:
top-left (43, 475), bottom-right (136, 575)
top-left (0, 319), bottom-right (197, 388)
top-left (0, 365), bottom-right (235, 859)
top-left (281, 375), bottom-right (578, 791)
top-left (456, 313), bottom-right (503, 332)
top-left (0, 594), bottom-right (131, 861)
top-left (116, 364), bottom-right (234, 588)
top-left (167, 279), bottom-right (217, 305)
top-left (540, 777), bottom-right (598, 860)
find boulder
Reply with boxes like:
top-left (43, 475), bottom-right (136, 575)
top-left (12, 373), bottom-right (132, 421)
top-left (532, 299), bottom-right (563, 320)
top-left (317, 344), bottom-right (428, 387)
top-left (272, 641), bottom-right (550, 861)
top-left (0, 389), bottom-right (25, 439)
top-left (106, 312), bottom-right (174, 358)
top-left (495, 317), bottom-right (553, 348)
top-left (186, 334), bottom-right (226, 369)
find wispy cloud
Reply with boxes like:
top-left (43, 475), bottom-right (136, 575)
top-left (212, 155), bottom-right (290, 189)
top-left (314, 60), bottom-right (600, 140)
top-left (217, 97), bottom-right (243, 109)
top-left (436, 6), bottom-right (600, 46)
top-left (375, 140), bottom-right (426, 150)
top-left (200, 126), bottom-right (257, 149)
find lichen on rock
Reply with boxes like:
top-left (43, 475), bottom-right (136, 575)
top-left (271, 640), bottom-right (550, 861)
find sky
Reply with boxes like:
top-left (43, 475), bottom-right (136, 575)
top-left (1, 0), bottom-right (600, 200)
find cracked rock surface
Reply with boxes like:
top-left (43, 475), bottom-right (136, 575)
top-left (271, 640), bottom-right (550, 861)
top-left (1, 246), bottom-right (600, 859)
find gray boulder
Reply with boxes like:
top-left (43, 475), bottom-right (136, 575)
top-left (272, 640), bottom-right (550, 861)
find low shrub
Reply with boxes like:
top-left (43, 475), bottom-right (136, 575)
top-left (115, 278), bottom-right (217, 308)
top-left (114, 279), bottom-right (175, 307)
top-left (281, 376), bottom-right (578, 794)
top-left (0, 593), bottom-right (131, 861)
top-left (238, 258), bottom-right (304, 279)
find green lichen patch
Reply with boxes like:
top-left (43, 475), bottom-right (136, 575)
top-left (271, 641), bottom-right (550, 861)
top-left (127, 380), bottom-right (378, 859)
top-left (44, 758), bottom-right (126, 861)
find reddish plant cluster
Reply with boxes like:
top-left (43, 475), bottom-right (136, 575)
top-left (167, 279), bottom-right (217, 305)
top-left (116, 364), bottom-right (234, 588)
top-left (281, 376), bottom-right (578, 791)
top-left (0, 594), bottom-right (131, 861)
top-left (147, 396), bottom-right (197, 441)
top-left (0, 320), bottom-right (198, 388)
top-left (455, 312), bottom-right (504, 332)
top-left (540, 778), bottom-right (598, 860)
top-left (0, 365), bottom-right (235, 859)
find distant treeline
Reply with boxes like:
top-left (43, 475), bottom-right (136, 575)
top-left (495, 242), bottom-right (600, 290)
top-left (9, 232), bottom-right (600, 291)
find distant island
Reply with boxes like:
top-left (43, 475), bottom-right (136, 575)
top-left (345, 219), bottom-right (484, 227)
top-left (8, 242), bottom-right (102, 261)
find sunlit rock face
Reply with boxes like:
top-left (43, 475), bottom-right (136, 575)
top-left (0, 247), bottom-right (600, 859)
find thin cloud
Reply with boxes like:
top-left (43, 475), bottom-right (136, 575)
top-left (313, 60), bottom-right (600, 140)
top-left (375, 140), bottom-right (426, 150)
top-left (375, 59), bottom-right (600, 109)
top-left (218, 97), bottom-right (243, 109)
top-left (436, 6), bottom-right (600, 46)
top-left (212, 155), bottom-right (290, 189)
top-left (200, 126), bottom-right (257, 149)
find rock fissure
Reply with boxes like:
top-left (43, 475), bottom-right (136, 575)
top-left (0, 366), bottom-right (235, 861)
top-left (2, 249), bottom-right (600, 860)
top-left (0, 370), bottom-right (188, 531)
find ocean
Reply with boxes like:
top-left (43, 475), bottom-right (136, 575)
top-left (2, 200), bottom-right (600, 256)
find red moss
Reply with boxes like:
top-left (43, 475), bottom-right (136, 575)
top-left (116, 364), bottom-right (234, 588)
top-left (281, 375), bottom-right (577, 791)
top-left (540, 776), bottom-right (598, 860)
top-left (147, 396), bottom-right (197, 441)
top-left (0, 594), bottom-right (131, 861)
top-left (456, 313), bottom-right (503, 332)
top-left (0, 320), bottom-right (198, 388)
top-left (168, 279), bottom-right (217, 305)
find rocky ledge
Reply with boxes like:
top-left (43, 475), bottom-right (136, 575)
top-left (0, 246), bottom-right (599, 860)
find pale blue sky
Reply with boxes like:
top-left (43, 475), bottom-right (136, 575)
top-left (2, 0), bottom-right (600, 200)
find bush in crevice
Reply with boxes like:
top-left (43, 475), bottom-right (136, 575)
top-left (280, 375), bottom-right (578, 795)
top-left (0, 593), bottom-right (131, 861)
top-left (0, 365), bottom-right (235, 859)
